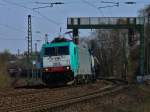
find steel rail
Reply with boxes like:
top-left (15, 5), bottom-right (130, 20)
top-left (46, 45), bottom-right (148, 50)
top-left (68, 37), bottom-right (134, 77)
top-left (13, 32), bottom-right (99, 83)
top-left (1, 84), bottom-right (128, 112)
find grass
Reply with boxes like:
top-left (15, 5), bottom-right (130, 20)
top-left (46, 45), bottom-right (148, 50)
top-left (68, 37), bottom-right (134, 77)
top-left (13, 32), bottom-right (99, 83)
top-left (109, 85), bottom-right (150, 112)
top-left (0, 59), bottom-right (11, 88)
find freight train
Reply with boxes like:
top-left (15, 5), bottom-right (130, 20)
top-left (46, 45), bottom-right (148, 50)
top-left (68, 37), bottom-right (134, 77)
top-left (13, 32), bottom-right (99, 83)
top-left (40, 37), bottom-right (95, 85)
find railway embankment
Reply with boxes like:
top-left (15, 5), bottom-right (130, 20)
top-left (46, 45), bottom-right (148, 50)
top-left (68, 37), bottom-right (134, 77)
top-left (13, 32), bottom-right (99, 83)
top-left (0, 80), bottom-right (149, 112)
top-left (0, 80), bottom-right (110, 112)
top-left (60, 84), bottom-right (150, 112)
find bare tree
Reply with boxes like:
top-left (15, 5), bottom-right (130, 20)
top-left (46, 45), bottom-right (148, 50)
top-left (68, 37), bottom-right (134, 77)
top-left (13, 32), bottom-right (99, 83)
top-left (85, 29), bottom-right (128, 79)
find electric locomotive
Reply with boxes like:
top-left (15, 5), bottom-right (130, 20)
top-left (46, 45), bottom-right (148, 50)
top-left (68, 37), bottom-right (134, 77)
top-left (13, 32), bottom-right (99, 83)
top-left (40, 37), bottom-right (95, 85)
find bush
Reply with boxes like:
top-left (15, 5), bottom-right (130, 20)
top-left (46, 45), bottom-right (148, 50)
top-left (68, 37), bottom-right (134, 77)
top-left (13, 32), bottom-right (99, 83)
top-left (0, 50), bottom-right (11, 88)
top-left (0, 64), bottom-right (11, 88)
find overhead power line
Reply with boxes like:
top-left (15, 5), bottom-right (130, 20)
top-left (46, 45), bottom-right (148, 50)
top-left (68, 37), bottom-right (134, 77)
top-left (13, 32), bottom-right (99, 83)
top-left (0, 37), bottom-right (42, 41)
top-left (124, 2), bottom-right (136, 4)
top-left (98, 4), bottom-right (119, 9)
top-left (0, 3), bottom-right (5, 5)
top-left (0, 37), bottom-right (24, 40)
top-left (99, 1), bottom-right (138, 9)
top-left (33, 2), bottom-right (64, 10)
top-left (2, 0), bottom-right (61, 25)
top-left (81, 0), bottom-right (104, 16)
top-left (35, 2), bottom-right (64, 5)
top-left (101, 1), bottom-right (119, 4)
top-left (101, 1), bottom-right (149, 4)
top-left (99, 1), bottom-right (119, 9)
top-left (0, 23), bottom-right (25, 33)
top-left (33, 6), bottom-right (53, 10)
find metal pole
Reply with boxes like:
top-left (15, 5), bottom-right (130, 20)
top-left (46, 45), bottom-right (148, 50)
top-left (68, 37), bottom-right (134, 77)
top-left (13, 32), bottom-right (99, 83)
top-left (140, 26), bottom-right (145, 77)
top-left (45, 34), bottom-right (48, 43)
top-left (27, 15), bottom-right (33, 84)
top-left (73, 28), bottom-right (79, 45)
top-left (123, 32), bottom-right (127, 80)
top-left (35, 43), bottom-right (37, 53)
top-left (147, 15), bottom-right (150, 75)
top-left (28, 15), bottom-right (32, 57)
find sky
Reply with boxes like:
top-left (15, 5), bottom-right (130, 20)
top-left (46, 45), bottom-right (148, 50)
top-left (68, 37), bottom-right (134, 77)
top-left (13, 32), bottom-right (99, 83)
top-left (0, 0), bottom-right (149, 54)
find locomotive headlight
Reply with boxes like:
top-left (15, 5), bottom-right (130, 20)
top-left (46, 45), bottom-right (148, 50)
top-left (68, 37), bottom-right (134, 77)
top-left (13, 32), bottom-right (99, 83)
top-left (45, 68), bottom-right (48, 71)
top-left (66, 66), bottom-right (70, 70)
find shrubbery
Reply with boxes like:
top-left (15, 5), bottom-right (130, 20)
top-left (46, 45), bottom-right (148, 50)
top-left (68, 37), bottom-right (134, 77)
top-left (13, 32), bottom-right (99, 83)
top-left (0, 50), bottom-right (11, 88)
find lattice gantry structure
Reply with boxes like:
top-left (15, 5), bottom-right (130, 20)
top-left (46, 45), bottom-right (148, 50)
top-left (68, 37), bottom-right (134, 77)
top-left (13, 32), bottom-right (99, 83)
top-left (67, 17), bottom-right (145, 77)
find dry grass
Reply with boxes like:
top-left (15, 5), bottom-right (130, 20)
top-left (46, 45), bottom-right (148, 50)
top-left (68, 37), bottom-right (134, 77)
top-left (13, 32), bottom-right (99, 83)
top-left (107, 85), bottom-right (150, 112)
top-left (74, 85), bottom-right (150, 112)
top-left (51, 85), bottom-right (150, 112)
top-left (0, 63), bottom-right (11, 88)
top-left (0, 52), bottom-right (11, 88)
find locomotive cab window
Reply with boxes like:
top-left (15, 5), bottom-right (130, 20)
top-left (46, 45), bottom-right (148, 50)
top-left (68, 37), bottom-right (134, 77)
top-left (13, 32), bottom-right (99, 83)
top-left (58, 46), bottom-right (69, 55)
top-left (44, 46), bottom-right (69, 56)
top-left (44, 47), bottom-right (55, 56)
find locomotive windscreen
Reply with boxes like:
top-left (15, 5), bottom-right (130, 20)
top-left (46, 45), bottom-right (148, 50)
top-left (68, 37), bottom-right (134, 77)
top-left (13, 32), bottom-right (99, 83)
top-left (44, 46), bottom-right (69, 56)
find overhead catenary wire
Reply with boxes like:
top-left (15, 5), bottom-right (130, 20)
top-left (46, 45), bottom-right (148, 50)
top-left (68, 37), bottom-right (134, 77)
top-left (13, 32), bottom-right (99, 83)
top-left (0, 37), bottom-right (23, 39)
top-left (0, 37), bottom-right (42, 41)
top-left (123, 1), bottom-right (150, 4)
top-left (98, 1), bottom-right (143, 9)
top-left (100, 1), bottom-right (150, 6)
top-left (101, 1), bottom-right (119, 4)
top-left (35, 1), bottom-right (64, 5)
top-left (81, 0), bottom-right (104, 17)
top-left (1, 0), bottom-right (147, 37)
top-left (2, 0), bottom-right (61, 26)
top-left (33, 6), bottom-right (53, 10)
top-left (33, 2), bottom-right (64, 10)
top-left (0, 0), bottom-right (61, 38)
top-left (98, 4), bottom-right (119, 9)
top-left (17, 0), bottom-right (150, 4)
top-left (0, 3), bottom-right (5, 5)
top-left (0, 23), bottom-right (25, 34)
top-left (99, 1), bottom-right (119, 9)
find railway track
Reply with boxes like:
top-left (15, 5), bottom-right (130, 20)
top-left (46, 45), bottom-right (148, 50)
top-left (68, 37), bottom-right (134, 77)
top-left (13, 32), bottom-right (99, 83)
top-left (0, 81), bottom-right (128, 112)
top-left (0, 79), bottom-right (110, 97)
top-left (0, 85), bottom-right (85, 108)
top-left (0, 85), bottom-right (67, 97)
top-left (0, 85), bottom-right (99, 106)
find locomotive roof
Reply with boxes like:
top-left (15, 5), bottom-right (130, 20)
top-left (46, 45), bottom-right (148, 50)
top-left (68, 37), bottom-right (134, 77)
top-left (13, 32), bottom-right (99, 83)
top-left (42, 41), bottom-right (75, 48)
top-left (51, 37), bottom-right (71, 43)
top-left (42, 37), bottom-right (75, 48)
